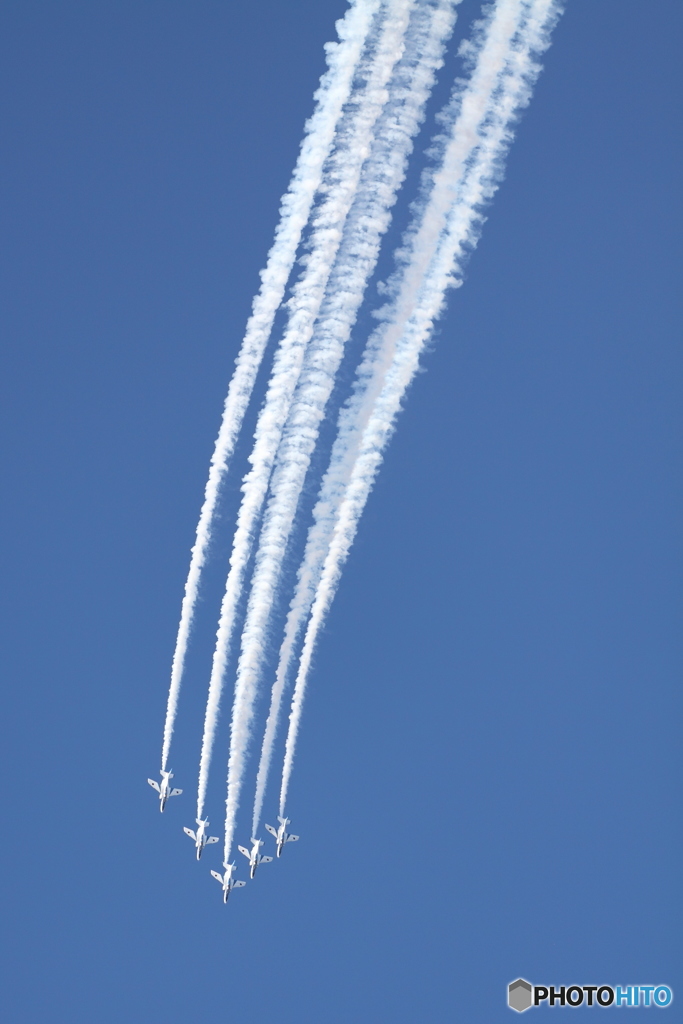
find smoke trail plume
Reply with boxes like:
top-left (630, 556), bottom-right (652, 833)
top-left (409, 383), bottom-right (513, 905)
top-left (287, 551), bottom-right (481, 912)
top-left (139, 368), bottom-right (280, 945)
top-left (251, 0), bottom-right (461, 838)
top-left (194, 0), bottom-right (417, 839)
top-left (279, 0), bottom-right (564, 816)
top-left (218, 0), bottom-right (420, 859)
top-left (160, 0), bottom-right (379, 772)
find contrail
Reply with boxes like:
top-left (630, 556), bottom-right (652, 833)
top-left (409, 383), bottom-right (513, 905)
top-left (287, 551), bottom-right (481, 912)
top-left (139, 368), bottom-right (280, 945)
top-left (160, 0), bottom-right (379, 772)
top-left (250, 0), bottom-right (461, 839)
top-left (278, 0), bottom-right (564, 817)
top-left (219, 0), bottom-right (419, 858)
top-left (194, 0), bottom-right (416, 834)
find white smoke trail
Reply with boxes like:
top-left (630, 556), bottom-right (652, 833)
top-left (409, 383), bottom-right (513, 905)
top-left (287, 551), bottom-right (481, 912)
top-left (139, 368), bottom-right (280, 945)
top-left (249, 0), bottom-right (461, 838)
top-left (194, 0), bottom-right (415, 835)
top-left (159, 0), bottom-right (379, 772)
top-left (218, 0), bottom-right (419, 858)
top-left (279, 0), bottom-right (564, 816)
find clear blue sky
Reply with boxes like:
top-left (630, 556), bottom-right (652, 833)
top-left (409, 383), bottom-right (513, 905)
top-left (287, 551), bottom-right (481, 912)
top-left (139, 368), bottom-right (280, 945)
top-left (1, 2), bottom-right (680, 1021)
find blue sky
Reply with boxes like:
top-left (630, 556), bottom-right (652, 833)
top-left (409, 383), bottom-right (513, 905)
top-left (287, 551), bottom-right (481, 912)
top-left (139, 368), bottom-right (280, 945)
top-left (1, 2), bottom-right (680, 1021)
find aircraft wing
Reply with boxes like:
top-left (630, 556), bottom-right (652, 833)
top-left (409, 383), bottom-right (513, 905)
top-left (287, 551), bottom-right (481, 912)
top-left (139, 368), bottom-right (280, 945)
top-left (207, 836), bottom-right (219, 845)
top-left (264, 823), bottom-right (277, 837)
top-left (261, 856), bottom-right (273, 864)
top-left (210, 870), bottom-right (223, 883)
top-left (147, 779), bottom-right (160, 792)
top-left (287, 834), bottom-right (299, 843)
top-left (233, 880), bottom-right (246, 888)
top-left (170, 788), bottom-right (182, 797)
top-left (237, 846), bottom-right (250, 859)
top-left (183, 827), bottom-right (196, 840)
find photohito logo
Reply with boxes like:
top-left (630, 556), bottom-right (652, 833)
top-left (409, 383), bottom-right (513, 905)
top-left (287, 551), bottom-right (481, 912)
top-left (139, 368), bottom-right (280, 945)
top-left (508, 979), bottom-right (674, 1012)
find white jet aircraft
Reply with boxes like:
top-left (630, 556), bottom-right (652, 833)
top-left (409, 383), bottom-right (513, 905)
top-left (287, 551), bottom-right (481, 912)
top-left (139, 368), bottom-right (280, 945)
top-left (183, 818), bottom-right (219, 860)
top-left (210, 863), bottom-right (246, 903)
top-left (238, 838), bottom-right (273, 879)
top-left (147, 770), bottom-right (182, 812)
top-left (265, 816), bottom-right (299, 858)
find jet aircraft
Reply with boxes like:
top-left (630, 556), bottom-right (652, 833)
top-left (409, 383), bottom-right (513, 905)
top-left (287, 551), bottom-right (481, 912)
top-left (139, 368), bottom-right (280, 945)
top-left (147, 770), bottom-right (182, 812)
top-left (210, 863), bottom-right (246, 903)
top-left (265, 816), bottom-right (299, 858)
top-left (238, 838), bottom-right (273, 879)
top-left (183, 818), bottom-right (219, 860)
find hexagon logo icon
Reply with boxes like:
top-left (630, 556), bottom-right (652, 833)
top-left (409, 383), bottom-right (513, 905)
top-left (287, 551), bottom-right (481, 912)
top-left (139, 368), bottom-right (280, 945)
top-left (508, 978), bottom-right (533, 1012)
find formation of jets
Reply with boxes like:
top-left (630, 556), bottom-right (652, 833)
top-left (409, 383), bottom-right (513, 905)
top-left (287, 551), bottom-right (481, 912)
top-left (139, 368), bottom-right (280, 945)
top-left (147, 771), bottom-right (299, 904)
